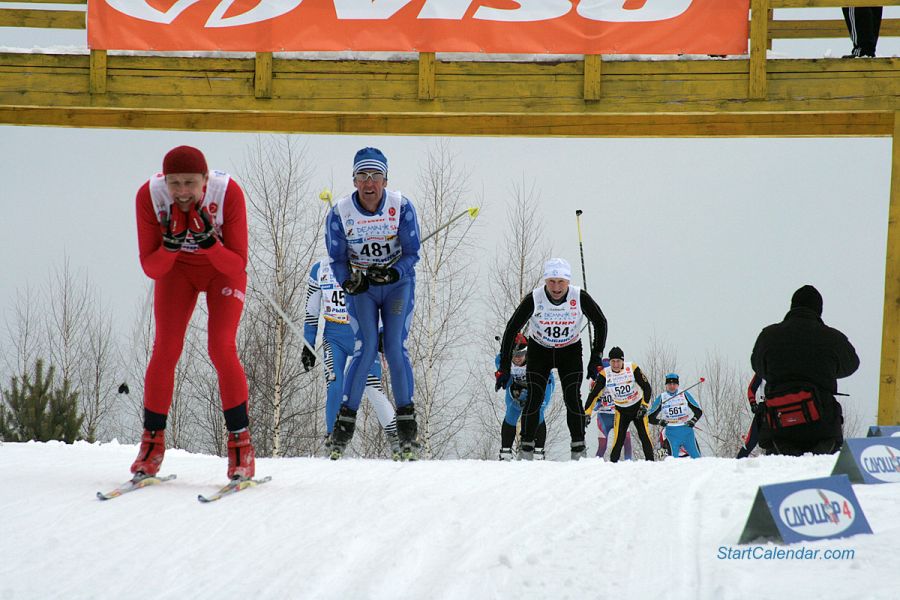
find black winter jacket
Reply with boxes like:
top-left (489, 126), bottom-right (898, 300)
top-left (750, 307), bottom-right (859, 441)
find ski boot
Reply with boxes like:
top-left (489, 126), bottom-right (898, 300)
top-left (130, 429), bottom-right (166, 477)
top-left (534, 447), bottom-right (546, 461)
top-left (227, 429), bottom-right (256, 480)
top-left (519, 440), bottom-right (535, 461)
top-left (386, 430), bottom-right (402, 461)
top-left (396, 403), bottom-right (419, 461)
top-left (570, 441), bottom-right (587, 461)
top-left (499, 447), bottom-right (513, 461)
top-left (330, 406), bottom-right (356, 460)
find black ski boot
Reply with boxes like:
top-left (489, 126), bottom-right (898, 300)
top-left (519, 440), bottom-right (535, 461)
top-left (396, 403), bottom-right (419, 461)
top-left (571, 441), bottom-right (587, 461)
top-left (330, 406), bottom-right (357, 460)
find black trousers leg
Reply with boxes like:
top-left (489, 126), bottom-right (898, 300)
top-left (522, 343), bottom-right (553, 445)
top-left (554, 341), bottom-right (585, 445)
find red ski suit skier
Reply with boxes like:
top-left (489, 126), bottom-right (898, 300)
top-left (136, 173), bottom-right (249, 418)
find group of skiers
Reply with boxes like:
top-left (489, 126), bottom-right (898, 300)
top-left (126, 144), bottom-right (859, 482)
top-left (494, 262), bottom-right (705, 462)
top-left (128, 144), bottom-right (423, 485)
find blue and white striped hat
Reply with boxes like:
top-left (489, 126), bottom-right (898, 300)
top-left (353, 147), bottom-right (388, 176)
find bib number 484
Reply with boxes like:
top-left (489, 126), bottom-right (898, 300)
top-left (544, 326), bottom-right (570, 338)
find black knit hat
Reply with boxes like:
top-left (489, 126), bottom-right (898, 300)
top-left (791, 285), bottom-right (823, 316)
top-left (609, 346), bottom-right (624, 360)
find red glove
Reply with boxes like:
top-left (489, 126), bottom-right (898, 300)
top-left (161, 209), bottom-right (188, 252)
top-left (188, 206), bottom-right (217, 249)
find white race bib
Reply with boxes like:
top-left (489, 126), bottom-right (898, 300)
top-left (336, 190), bottom-right (403, 270)
top-left (529, 285), bottom-right (583, 348)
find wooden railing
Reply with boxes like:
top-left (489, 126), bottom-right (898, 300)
top-left (751, 0), bottom-right (900, 98)
top-left (1, 0), bottom-right (899, 102)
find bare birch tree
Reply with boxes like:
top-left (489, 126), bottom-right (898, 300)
top-left (694, 352), bottom-right (749, 457)
top-left (466, 177), bottom-right (552, 459)
top-left (239, 135), bottom-right (323, 458)
top-left (405, 140), bottom-right (481, 459)
top-left (2, 284), bottom-right (43, 387)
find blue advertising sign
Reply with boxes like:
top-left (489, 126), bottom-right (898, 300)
top-left (867, 425), bottom-right (900, 438)
top-left (738, 475), bottom-right (872, 544)
top-left (832, 437), bottom-right (900, 484)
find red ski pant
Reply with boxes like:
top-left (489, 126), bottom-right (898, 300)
top-left (144, 262), bottom-right (248, 415)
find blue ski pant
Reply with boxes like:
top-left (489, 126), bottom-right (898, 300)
top-left (504, 391), bottom-right (548, 427)
top-left (322, 326), bottom-right (383, 434)
top-left (343, 277), bottom-right (415, 410)
top-left (665, 425), bottom-right (701, 459)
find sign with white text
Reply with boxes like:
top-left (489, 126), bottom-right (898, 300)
top-left (88, 0), bottom-right (749, 55)
top-left (867, 425), bottom-right (900, 438)
top-left (832, 437), bottom-right (900, 484)
top-left (739, 475), bottom-right (872, 545)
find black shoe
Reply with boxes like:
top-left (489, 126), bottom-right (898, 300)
top-left (330, 406), bottom-right (357, 459)
top-left (396, 403), bottom-right (418, 446)
top-left (519, 440), bottom-right (535, 461)
top-left (571, 441), bottom-right (587, 461)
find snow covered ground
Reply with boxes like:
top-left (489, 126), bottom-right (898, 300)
top-left (1, 441), bottom-right (897, 600)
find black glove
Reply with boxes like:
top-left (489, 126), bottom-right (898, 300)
top-left (510, 386), bottom-right (528, 407)
top-left (687, 417), bottom-right (698, 428)
top-left (584, 413), bottom-right (591, 428)
top-left (342, 270), bottom-right (369, 296)
top-left (367, 265), bottom-right (400, 285)
top-left (586, 355), bottom-right (601, 380)
top-left (495, 370), bottom-right (510, 392)
top-left (301, 346), bottom-right (316, 372)
top-left (750, 403), bottom-right (762, 414)
top-left (657, 419), bottom-right (668, 428)
top-left (188, 207), bottom-right (217, 250)
top-left (161, 210), bottom-right (188, 252)
top-left (117, 382), bottom-right (130, 395)
top-left (635, 405), bottom-right (648, 419)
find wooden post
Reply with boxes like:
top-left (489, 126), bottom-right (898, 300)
top-left (584, 54), bottom-right (602, 101)
top-left (767, 8), bottom-right (774, 50)
top-left (879, 111), bottom-right (900, 426)
top-left (89, 49), bottom-right (107, 95)
top-left (749, 0), bottom-right (769, 100)
top-left (418, 52), bottom-right (436, 100)
top-left (255, 52), bottom-right (272, 99)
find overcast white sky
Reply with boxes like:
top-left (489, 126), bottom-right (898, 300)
top-left (1, 8), bottom-right (899, 427)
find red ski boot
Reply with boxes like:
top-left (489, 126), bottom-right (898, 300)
top-left (227, 430), bottom-right (256, 480)
top-left (130, 429), bottom-right (166, 476)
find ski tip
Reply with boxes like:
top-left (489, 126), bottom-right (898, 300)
top-left (96, 492), bottom-right (111, 501)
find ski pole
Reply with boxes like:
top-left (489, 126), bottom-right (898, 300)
top-left (679, 377), bottom-right (706, 396)
top-left (420, 207), bottom-right (480, 245)
top-left (260, 290), bottom-right (335, 380)
top-left (384, 207), bottom-right (480, 268)
top-left (575, 209), bottom-right (593, 355)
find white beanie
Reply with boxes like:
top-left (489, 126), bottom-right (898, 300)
top-left (543, 258), bottom-right (572, 281)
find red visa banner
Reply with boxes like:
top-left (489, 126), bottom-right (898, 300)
top-left (88, 0), bottom-right (749, 55)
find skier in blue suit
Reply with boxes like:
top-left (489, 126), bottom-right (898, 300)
top-left (325, 147), bottom-right (421, 460)
top-left (648, 373), bottom-right (703, 459)
top-left (303, 258), bottom-right (400, 457)
top-left (495, 333), bottom-right (556, 460)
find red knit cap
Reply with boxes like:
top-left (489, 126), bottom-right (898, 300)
top-left (163, 145), bottom-right (208, 175)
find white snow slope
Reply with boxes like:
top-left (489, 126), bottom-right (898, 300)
top-left (1, 441), bottom-right (896, 600)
